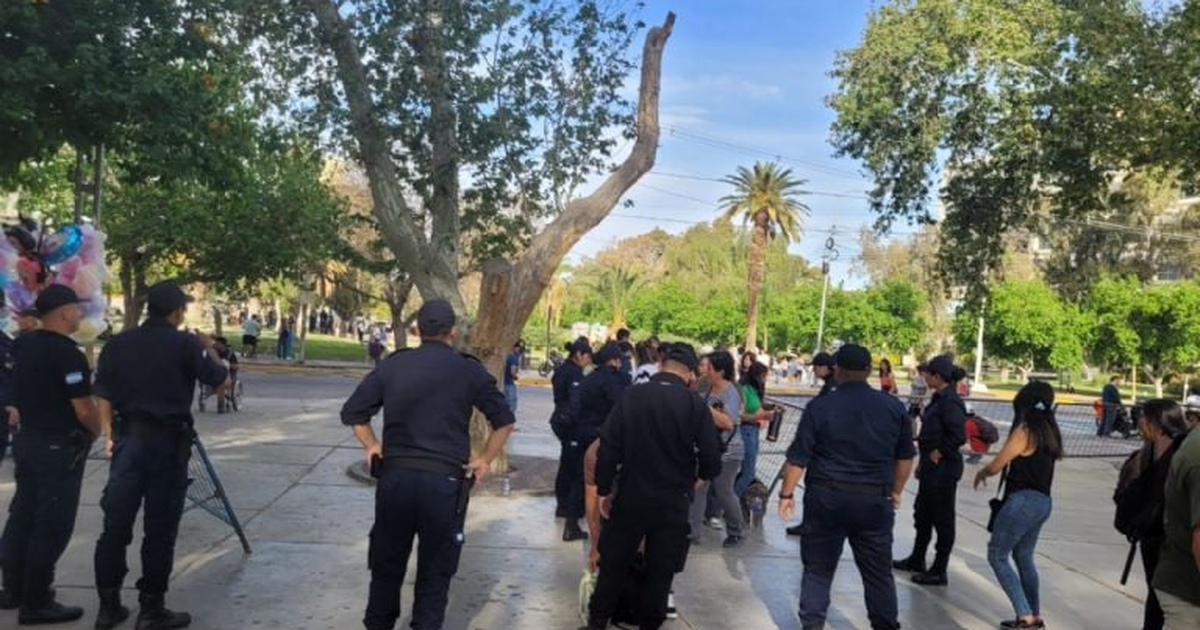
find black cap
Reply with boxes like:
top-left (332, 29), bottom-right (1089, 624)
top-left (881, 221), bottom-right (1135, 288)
top-left (34, 284), bottom-right (84, 317)
top-left (416, 299), bottom-right (457, 335)
top-left (147, 281), bottom-right (194, 315)
top-left (835, 344), bottom-right (872, 371)
top-left (810, 352), bottom-right (835, 368)
top-left (567, 337), bottom-right (593, 356)
top-left (661, 342), bottom-right (699, 371)
top-left (594, 341), bottom-right (623, 364)
top-left (927, 355), bottom-right (961, 381)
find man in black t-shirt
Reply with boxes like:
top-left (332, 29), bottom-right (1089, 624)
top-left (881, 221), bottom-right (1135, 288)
top-left (0, 285), bottom-right (101, 624)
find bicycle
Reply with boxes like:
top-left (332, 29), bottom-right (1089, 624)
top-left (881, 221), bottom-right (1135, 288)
top-left (198, 377), bottom-right (244, 413)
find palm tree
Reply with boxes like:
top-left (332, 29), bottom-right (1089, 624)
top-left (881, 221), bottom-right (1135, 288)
top-left (719, 161), bottom-right (810, 350)
top-left (585, 265), bottom-right (644, 330)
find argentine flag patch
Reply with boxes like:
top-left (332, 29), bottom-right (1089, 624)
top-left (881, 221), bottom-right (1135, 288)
top-left (65, 371), bottom-right (85, 385)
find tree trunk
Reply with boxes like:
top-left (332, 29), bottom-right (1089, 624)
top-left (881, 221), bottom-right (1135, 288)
top-left (119, 253), bottom-right (149, 331)
top-left (1154, 374), bottom-right (1165, 398)
top-left (211, 306), bottom-right (224, 337)
top-left (744, 211), bottom-right (769, 351)
top-left (385, 276), bottom-right (415, 351)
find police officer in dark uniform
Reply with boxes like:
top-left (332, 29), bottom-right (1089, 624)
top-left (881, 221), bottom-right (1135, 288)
top-left (785, 350), bottom-right (839, 538)
top-left (341, 299), bottom-right (515, 630)
top-left (92, 280), bottom-right (229, 630)
top-left (893, 354), bottom-right (966, 586)
top-left (0, 285), bottom-right (101, 624)
top-left (563, 341), bottom-right (628, 542)
top-left (551, 338), bottom-right (592, 522)
top-left (778, 344), bottom-right (915, 630)
top-left (0, 289), bottom-right (16, 464)
top-left (582, 343), bottom-right (721, 630)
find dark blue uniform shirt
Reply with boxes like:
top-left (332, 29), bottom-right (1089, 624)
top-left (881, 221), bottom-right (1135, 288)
top-left (0, 331), bottom-right (13, 408)
top-left (13, 330), bottom-right (93, 436)
top-left (550, 359), bottom-right (585, 424)
top-left (916, 388), bottom-right (966, 482)
top-left (786, 380), bottom-right (916, 487)
top-left (95, 318), bottom-right (228, 423)
top-left (568, 364), bottom-right (628, 440)
top-left (340, 341), bottom-right (515, 473)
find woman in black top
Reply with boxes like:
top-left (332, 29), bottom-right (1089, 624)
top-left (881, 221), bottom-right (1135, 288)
top-left (1129, 400), bottom-right (1188, 630)
top-left (974, 381), bottom-right (1064, 629)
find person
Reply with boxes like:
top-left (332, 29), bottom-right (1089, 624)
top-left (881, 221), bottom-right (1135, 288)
top-left (1100, 375), bottom-right (1129, 438)
top-left (276, 320), bottom-right (292, 360)
top-left (551, 338), bottom-right (593, 525)
top-left (368, 335), bottom-right (386, 367)
top-left (739, 351), bottom-right (758, 382)
top-left (241, 314), bottom-right (261, 358)
top-left (212, 336), bottom-right (240, 414)
top-left (563, 342), bottom-right (628, 542)
top-left (973, 381), bottom-right (1064, 630)
top-left (0, 290), bottom-right (15, 465)
top-left (632, 342), bottom-right (659, 385)
top-left (908, 363), bottom-right (930, 420)
top-left (1184, 395), bottom-right (1200, 430)
top-left (580, 343), bottom-right (721, 630)
top-left (778, 344), bottom-right (916, 630)
top-left (1152, 400), bottom-right (1200, 628)
top-left (1114, 400), bottom-right (1189, 630)
top-left (690, 351), bottom-right (745, 547)
top-left (616, 328), bottom-right (634, 382)
top-left (0, 285), bottom-right (101, 624)
top-left (879, 358), bottom-right (898, 395)
top-left (91, 280), bottom-right (230, 630)
top-left (504, 341), bottom-right (523, 413)
top-left (894, 354), bottom-right (967, 586)
top-left (735, 362), bottom-right (769, 497)
top-left (811, 352), bottom-right (836, 396)
top-left (340, 299), bottom-right (515, 630)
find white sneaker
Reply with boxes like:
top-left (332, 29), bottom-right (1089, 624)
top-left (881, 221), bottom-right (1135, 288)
top-left (704, 517), bottom-right (724, 529)
top-left (666, 591), bottom-right (678, 619)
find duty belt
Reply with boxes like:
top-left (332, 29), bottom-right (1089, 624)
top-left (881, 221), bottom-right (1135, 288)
top-left (810, 478), bottom-right (891, 497)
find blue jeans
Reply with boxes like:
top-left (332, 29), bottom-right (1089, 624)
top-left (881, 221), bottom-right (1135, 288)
top-left (734, 424), bottom-right (760, 496)
top-left (504, 383), bottom-right (518, 414)
top-left (988, 489), bottom-right (1052, 619)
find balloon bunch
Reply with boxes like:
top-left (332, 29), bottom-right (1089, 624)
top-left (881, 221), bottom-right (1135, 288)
top-left (1, 218), bottom-right (111, 342)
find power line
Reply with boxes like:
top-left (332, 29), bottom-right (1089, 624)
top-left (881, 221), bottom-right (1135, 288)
top-left (663, 125), bottom-right (867, 182)
top-left (645, 171), bottom-right (872, 200)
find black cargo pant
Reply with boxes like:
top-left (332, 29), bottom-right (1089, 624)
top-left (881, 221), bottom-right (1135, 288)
top-left (564, 430), bottom-right (599, 521)
top-left (94, 425), bottom-right (192, 596)
top-left (0, 433), bottom-right (87, 606)
top-left (588, 494), bottom-right (691, 630)
top-left (911, 477), bottom-right (958, 572)
top-left (551, 420), bottom-right (582, 517)
top-left (365, 467), bottom-right (468, 630)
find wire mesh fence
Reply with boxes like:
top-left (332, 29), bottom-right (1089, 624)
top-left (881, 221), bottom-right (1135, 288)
top-left (754, 395), bottom-right (1141, 495)
top-left (89, 433), bottom-right (251, 553)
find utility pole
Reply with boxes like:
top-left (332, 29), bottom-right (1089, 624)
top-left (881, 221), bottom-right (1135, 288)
top-left (815, 229), bottom-right (839, 354)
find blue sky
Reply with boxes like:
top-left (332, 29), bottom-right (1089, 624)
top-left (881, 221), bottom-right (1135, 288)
top-left (571, 0), bottom-right (883, 281)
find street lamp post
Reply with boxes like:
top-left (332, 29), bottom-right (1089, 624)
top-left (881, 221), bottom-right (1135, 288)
top-left (814, 233), bottom-right (838, 354)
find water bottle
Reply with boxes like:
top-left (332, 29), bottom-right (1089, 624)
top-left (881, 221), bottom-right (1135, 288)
top-left (501, 473), bottom-right (512, 497)
top-left (766, 407), bottom-right (783, 443)
top-left (749, 494), bottom-right (766, 529)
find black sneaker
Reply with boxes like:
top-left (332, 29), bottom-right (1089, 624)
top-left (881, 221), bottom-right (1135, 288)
top-left (666, 591), bottom-right (677, 619)
top-left (1000, 619), bottom-right (1044, 629)
top-left (892, 556), bottom-right (927, 573)
top-left (18, 600), bottom-right (85, 625)
top-left (911, 571), bottom-right (948, 586)
top-left (722, 535), bottom-right (743, 548)
top-left (0, 589), bottom-right (21, 610)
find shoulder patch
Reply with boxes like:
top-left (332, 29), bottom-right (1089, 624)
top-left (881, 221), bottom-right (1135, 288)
top-left (65, 371), bottom-right (85, 385)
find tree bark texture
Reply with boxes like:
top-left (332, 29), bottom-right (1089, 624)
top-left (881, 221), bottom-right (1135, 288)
top-left (744, 210), bottom-right (769, 351)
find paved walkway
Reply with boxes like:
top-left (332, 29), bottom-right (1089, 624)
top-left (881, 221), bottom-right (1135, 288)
top-left (0, 375), bottom-right (1145, 629)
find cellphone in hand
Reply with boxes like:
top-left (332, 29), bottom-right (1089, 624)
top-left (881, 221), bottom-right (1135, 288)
top-left (369, 454), bottom-right (383, 479)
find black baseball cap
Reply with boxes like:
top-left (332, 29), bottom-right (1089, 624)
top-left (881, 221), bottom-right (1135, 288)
top-left (661, 342), bottom-right (699, 371)
top-left (835, 344), bottom-right (872, 371)
top-left (416, 299), bottom-right (456, 335)
top-left (927, 355), bottom-right (960, 380)
top-left (567, 337), bottom-right (593, 356)
top-left (594, 341), bottom-right (623, 364)
top-left (147, 281), bottom-right (194, 315)
top-left (35, 284), bottom-right (85, 317)
top-left (810, 352), bottom-right (835, 368)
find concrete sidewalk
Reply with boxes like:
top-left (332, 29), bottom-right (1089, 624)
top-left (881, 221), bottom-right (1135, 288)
top-left (0, 376), bottom-right (1145, 629)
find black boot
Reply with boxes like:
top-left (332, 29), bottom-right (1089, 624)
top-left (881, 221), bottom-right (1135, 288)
top-left (892, 555), bottom-right (927, 573)
top-left (95, 588), bottom-right (131, 630)
top-left (135, 593), bottom-right (190, 630)
top-left (912, 554), bottom-right (949, 586)
top-left (18, 595), bottom-right (84, 626)
top-left (562, 519), bottom-right (588, 542)
top-left (0, 588), bottom-right (21, 610)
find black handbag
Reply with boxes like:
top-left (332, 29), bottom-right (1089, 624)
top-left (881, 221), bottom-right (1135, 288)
top-left (986, 467), bottom-right (1009, 533)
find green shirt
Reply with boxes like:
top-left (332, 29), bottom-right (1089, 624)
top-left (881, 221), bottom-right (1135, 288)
top-left (1154, 425), bottom-right (1200, 605)
top-left (742, 384), bottom-right (762, 416)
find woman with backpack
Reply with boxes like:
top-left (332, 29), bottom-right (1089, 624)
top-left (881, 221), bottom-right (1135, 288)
top-left (973, 381), bottom-right (1063, 629)
top-left (1116, 399), bottom-right (1189, 630)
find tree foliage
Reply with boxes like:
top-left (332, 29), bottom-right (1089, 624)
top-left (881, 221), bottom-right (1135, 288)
top-left (954, 278), bottom-right (1083, 378)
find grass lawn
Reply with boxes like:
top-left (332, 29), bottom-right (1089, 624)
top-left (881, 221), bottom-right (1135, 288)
top-left (983, 381), bottom-right (1106, 399)
top-left (252, 333), bottom-right (372, 363)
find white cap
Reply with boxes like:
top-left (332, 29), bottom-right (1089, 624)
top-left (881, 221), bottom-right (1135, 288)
top-left (1185, 395), bottom-right (1200, 413)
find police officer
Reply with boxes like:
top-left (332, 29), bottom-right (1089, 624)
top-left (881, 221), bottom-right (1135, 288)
top-left (778, 344), bottom-right (916, 630)
top-left (551, 338), bottom-right (593, 522)
top-left (0, 285), bottom-right (101, 624)
top-left (786, 350), bottom-right (839, 537)
top-left (582, 343), bottom-right (721, 630)
top-left (893, 354), bottom-right (967, 586)
top-left (0, 289), bottom-right (16, 464)
top-left (341, 299), bottom-right (515, 630)
top-left (92, 280), bottom-right (229, 630)
top-left (563, 341), bottom-right (628, 542)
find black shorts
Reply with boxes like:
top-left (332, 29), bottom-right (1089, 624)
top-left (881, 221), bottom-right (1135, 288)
top-left (242, 335), bottom-right (258, 346)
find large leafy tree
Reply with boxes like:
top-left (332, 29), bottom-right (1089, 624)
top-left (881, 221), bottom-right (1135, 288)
top-left (829, 0), bottom-right (1200, 299)
top-left (718, 161), bottom-right (810, 350)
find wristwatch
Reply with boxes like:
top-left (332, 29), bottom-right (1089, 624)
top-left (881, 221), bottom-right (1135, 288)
top-left (778, 493), bottom-right (794, 500)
